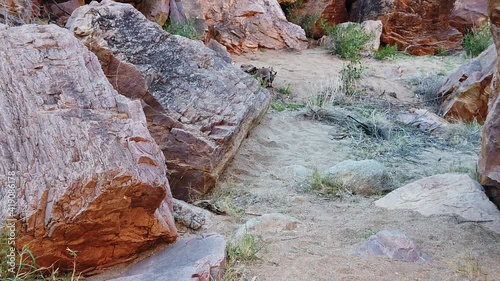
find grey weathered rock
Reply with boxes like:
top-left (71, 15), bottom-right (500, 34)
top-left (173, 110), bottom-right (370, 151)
top-left (438, 44), bottom-right (496, 123)
top-left (375, 174), bottom-right (500, 233)
top-left (325, 160), bottom-right (391, 195)
top-left (233, 213), bottom-right (299, 242)
top-left (67, 0), bottom-right (271, 200)
top-left (173, 199), bottom-right (213, 230)
top-left (0, 24), bottom-right (177, 270)
top-left (108, 234), bottom-right (226, 281)
top-left (354, 230), bottom-right (432, 263)
top-left (206, 39), bottom-right (233, 64)
top-left (396, 108), bottom-right (450, 134)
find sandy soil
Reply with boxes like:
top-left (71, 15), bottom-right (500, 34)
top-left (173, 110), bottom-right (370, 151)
top-left (202, 49), bottom-right (500, 281)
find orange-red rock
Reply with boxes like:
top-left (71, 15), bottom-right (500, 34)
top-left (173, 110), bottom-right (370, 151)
top-left (183, 0), bottom-right (308, 53)
top-left (0, 23), bottom-right (177, 271)
top-left (480, 0), bottom-right (500, 207)
top-left (288, 0), bottom-right (349, 38)
top-left (451, 0), bottom-right (489, 34)
top-left (349, 0), bottom-right (463, 55)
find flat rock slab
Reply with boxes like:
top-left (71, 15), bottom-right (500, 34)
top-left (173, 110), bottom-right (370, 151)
top-left (353, 230), bottom-right (431, 263)
top-left (109, 234), bottom-right (226, 281)
top-left (375, 173), bottom-right (500, 233)
top-left (67, 0), bottom-right (271, 200)
top-left (233, 213), bottom-right (299, 241)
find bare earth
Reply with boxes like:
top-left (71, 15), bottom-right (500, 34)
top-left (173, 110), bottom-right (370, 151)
top-left (203, 49), bottom-right (500, 281)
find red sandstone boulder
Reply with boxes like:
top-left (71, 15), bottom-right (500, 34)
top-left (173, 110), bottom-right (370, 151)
top-left (67, 0), bottom-right (271, 200)
top-left (0, 23), bottom-right (177, 271)
top-left (349, 0), bottom-right (463, 55)
top-left (438, 44), bottom-right (495, 123)
top-left (480, 0), bottom-right (500, 207)
top-left (182, 0), bottom-right (308, 53)
top-left (451, 0), bottom-right (489, 34)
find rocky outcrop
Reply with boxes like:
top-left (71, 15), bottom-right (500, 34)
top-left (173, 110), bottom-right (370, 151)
top-left (67, 0), bottom-right (271, 200)
top-left (0, 24), bottom-right (177, 270)
top-left (349, 0), bottom-right (463, 55)
top-left (287, 0), bottom-right (349, 38)
top-left (376, 174), bottom-right (500, 233)
top-left (438, 44), bottom-right (496, 123)
top-left (0, 0), bottom-right (42, 25)
top-left (108, 234), bottom-right (226, 281)
top-left (46, 0), bottom-right (84, 25)
top-left (396, 108), bottom-right (450, 134)
top-left (114, 0), bottom-right (170, 26)
top-left (480, 0), bottom-right (500, 207)
top-left (182, 0), bottom-right (308, 53)
top-left (451, 0), bottom-right (489, 34)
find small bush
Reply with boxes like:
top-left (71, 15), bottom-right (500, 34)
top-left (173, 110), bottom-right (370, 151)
top-left (407, 75), bottom-right (445, 106)
top-left (340, 60), bottom-right (364, 96)
top-left (277, 84), bottom-right (293, 96)
top-left (164, 19), bottom-right (202, 40)
top-left (463, 23), bottom-right (493, 58)
top-left (324, 23), bottom-right (372, 60)
top-left (307, 169), bottom-right (350, 197)
top-left (292, 14), bottom-right (319, 38)
top-left (442, 121), bottom-right (482, 149)
top-left (373, 44), bottom-right (398, 60)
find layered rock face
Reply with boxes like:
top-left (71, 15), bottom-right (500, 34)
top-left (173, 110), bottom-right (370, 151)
top-left (67, 0), bottom-right (271, 200)
top-left (183, 0), bottom-right (308, 53)
top-left (438, 44), bottom-right (496, 123)
top-left (287, 0), bottom-right (349, 38)
top-left (451, 0), bottom-right (489, 34)
top-left (0, 24), bottom-right (177, 270)
top-left (349, 0), bottom-right (463, 55)
top-left (480, 0), bottom-right (500, 207)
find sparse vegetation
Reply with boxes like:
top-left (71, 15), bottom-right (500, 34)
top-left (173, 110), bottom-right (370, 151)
top-left (442, 161), bottom-right (480, 182)
top-left (373, 44), bottom-right (398, 60)
top-left (453, 254), bottom-right (488, 281)
top-left (271, 101), bottom-right (303, 112)
top-left (407, 75), bottom-right (446, 107)
top-left (323, 23), bottom-right (372, 60)
top-left (223, 234), bottom-right (265, 281)
top-left (442, 121), bottom-right (482, 149)
top-left (306, 168), bottom-right (350, 198)
top-left (340, 60), bottom-right (364, 96)
top-left (463, 23), bottom-right (493, 58)
top-left (164, 19), bottom-right (202, 40)
top-left (277, 84), bottom-right (293, 96)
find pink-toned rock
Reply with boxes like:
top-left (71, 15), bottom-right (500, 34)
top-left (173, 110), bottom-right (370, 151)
top-left (115, 0), bottom-right (170, 26)
top-left (451, 0), bottom-right (489, 34)
top-left (479, 0), bottom-right (500, 207)
top-left (67, 0), bottom-right (271, 200)
top-left (46, 0), bottom-right (84, 25)
top-left (183, 0), bottom-right (308, 53)
top-left (0, 0), bottom-right (42, 25)
top-left (438, 44), bottom-right (495, 123)
top-left (349, 0), bottom-right (463, 55)
top-left (0, 23), bottom-right (177, 271)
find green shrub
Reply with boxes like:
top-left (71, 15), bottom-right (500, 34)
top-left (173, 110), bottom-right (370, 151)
top-left (463, 23), bottom-right (493, 58)
top-left (340, 60), bottom-right (364, 95)
top-left (373, 44), bottom-right (398, 60)
top-left (324, 23), bottom-right (372, 60)
top-left (164, 19), bottom-right (202, 40)
top-left (291, 13), bottom-right (320, 38)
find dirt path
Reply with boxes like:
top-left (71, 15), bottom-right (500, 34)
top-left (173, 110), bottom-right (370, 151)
top-left (203, 49), bottom-right (500, 281)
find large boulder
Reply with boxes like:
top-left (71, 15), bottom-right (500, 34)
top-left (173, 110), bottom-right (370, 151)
top-left (0, 24), bottom-right (177, 270)
top-left (287, 0), bottom-right (349, 38)
top-left (115, 0), bottom-right (170, 26)
top-left (182, 0), bottom-right (308, 53)
top-left (480, 0), bottom-right (500, 207)
top-left (375, 174), bottom-right (500, 233)
top-left (438, 44), bottom-right (496, 123)
top-left (349, 0), bottom-right (463, 55)
top-left (67, 0), bottom-right (271, 200)
top-left (451, 0), bottom-right (489, 34)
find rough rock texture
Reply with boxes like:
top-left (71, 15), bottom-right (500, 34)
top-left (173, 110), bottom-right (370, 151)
top-left (353, 230), bottom-right (432, 263)
top-left (183, 0), bottom-right (308, 53)
top-left (375, 174), bottom-right (500, 233)
top-left (46, 0), bottom-right (84, 25)
top-left (0, 0), bottom-right (42, 25)
top-left (0, 24), bottom-right (177, 270)
top-left (480, 0), bottom-right (500, 207)
top-left (349, 0), bottom-right (463, 55)
top-left (438, 44), bottom-right (496, 123)
top-left (108, 234), bottom-right (226, 281)
top-left (67, 0), bottom-right (271, 200)
top-left (115, 0), bottom-right (170, 26)
top-left (396, 108), bottom-right (450, 134)
top-left (288, 0), bottom-right (349, 38)
top-left (233, 213), bottom-right (299, 242)
top-left (451, 0), bottom-right (489, 33)
top-left (173, 199), bottom-right (212, 230)
top-left (325, 160), bottom-right (391, 195)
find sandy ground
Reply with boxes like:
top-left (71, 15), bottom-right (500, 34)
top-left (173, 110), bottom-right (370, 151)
top-left (202, 49), bottom-right (500, 281)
